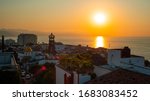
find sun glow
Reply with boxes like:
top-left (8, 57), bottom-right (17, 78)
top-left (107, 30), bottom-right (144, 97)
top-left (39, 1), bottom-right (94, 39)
top-left (93, 12), bottom-right (107, 25)
top-left (96, 36), bottom-right (104, 48)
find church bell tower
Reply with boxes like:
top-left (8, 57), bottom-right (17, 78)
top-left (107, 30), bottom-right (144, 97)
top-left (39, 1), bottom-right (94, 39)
top-left (48, 33), bottom-right (56, 55)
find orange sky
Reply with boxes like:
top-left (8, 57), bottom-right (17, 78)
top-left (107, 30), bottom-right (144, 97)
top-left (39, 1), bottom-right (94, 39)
top-left (0, 0), bottom-right (150, 37)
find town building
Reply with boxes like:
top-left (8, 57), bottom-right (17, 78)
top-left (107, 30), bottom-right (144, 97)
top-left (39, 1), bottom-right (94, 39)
top-left (86, 46), bottom-right (150, 84)
top-left (87, 69), bottom-right (150, 84)
top-left (107, 47), bottom-right (144, 67)
top-left (55, 65), bottom-right (91, 84)
top-left (48, 33), bottom-right (56, 55)
top-left (0, 52), bottom-right (20, 83)
top-left (0, 52), bottom-right (19, 69)
top-left (107, 47), bottom-right (150, 75)
top-left (5, 39), bottom-right (16, 45)
top-left (17, 33), bottom-right (37, 45)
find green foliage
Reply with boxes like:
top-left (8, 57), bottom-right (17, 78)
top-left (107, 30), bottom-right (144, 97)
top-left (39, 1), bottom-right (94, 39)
top-left (59, 53), bottom-right (94, 74)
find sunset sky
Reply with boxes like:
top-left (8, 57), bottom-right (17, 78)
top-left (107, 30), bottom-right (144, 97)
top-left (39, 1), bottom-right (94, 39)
top-left (0, 0), bottom-right (150, 37)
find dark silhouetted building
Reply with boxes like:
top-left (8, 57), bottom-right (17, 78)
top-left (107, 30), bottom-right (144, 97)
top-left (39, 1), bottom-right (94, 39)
top-left (17, 33), bottom-right (37, 45)
top-left (49, 33), bottom-right (56, 55)
top-left (121, 46), bottom-right (131, 58)
top-left (0, 52), bottom-right (20, 83)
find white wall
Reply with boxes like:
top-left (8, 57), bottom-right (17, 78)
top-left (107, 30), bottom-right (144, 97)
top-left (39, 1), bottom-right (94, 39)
top-left (73, 72), bottom-right (78, 84)
top-left (107, 49), bottom-right (150, 76)
top-left (107, 49), bottom-right (121, 66)
top-left (121, 57), bottom-right (145, 67)
top-left (11, 56), bottom-right (17, 66)
top-left (120, 59), bottom-right (150, 76)
top-left (55, 66), bottom-right (91, 84)
top-left (55, 65), bottom-right (71, 84)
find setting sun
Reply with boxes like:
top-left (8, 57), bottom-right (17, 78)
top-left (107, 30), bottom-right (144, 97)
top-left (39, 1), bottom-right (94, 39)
top-left (96, 36), bottom-right (104, 48)
top-left (93, 13), bottom-right (107, 25)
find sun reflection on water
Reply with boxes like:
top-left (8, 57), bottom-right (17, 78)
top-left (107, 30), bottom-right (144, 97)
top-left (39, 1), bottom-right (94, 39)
top-left (95, 36), bottom-right (104, 48)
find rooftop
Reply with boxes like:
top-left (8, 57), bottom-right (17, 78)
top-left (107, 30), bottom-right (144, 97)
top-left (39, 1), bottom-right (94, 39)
top-left (130, 55), bottom-right (144, 58)
top-left (0, 52), bottom-right (19, 71)
top-left (87, 68), bottom-right (150, 84)
top-left (0, 52), bottom-right (12, 65)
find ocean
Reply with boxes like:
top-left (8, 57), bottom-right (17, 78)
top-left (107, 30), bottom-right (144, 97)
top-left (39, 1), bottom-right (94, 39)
top-left (6, 36), bottom-right (150, 61)
top-left (105, 37), bottom-right (150, 61)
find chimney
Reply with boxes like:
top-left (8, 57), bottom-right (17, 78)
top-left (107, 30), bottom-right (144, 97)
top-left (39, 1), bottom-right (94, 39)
top-left (2, 35), bottom-right (4, 52)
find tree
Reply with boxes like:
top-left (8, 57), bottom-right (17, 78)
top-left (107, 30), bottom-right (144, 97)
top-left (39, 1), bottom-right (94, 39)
top-left (59, 54), bottom-right (94, 74)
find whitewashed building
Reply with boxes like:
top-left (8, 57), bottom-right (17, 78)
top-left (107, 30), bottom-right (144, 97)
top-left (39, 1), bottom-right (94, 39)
top-left (0, 52), bottom-right (19, 71)
top-left (55, 65), bottom-right (91, 84)
top-left (107, 49), bottom-right (145, 67)
top-left (107, 47), bottom-right (150, 76)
